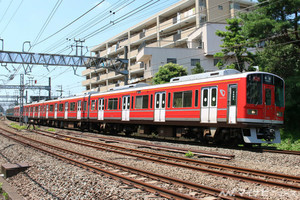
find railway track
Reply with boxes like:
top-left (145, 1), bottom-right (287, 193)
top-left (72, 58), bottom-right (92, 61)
top-left (61, 129), bottom-right (235, 160)
top-left (0, 127), bottom-right (258, 200)
top-left (21, 128), bottom-right (300, 191)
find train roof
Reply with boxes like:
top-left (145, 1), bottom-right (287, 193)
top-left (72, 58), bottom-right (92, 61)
top-left (14, 70), bottom-right (283, 108)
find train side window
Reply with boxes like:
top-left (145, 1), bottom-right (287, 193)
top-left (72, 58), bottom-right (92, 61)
top-left (83, 101), bottom-right (87, 111)
top-left (70, 102), bottom-right (75, 111)
top-left (195, 90), bottom-right (199, 107)
top-left (91, 100), bottom-right (96, 111)
top-left (231, 87), bottom-right (237, 106)
top-left (203, 89), bottom-right (208, 107)
top-left (135, 95), bottom-right (149, 109)
top-left (108, 98), bottom-right (118, 110)
top-left (105, 99), bottom-right (107, 110)
top-left (131, 96), bottom-right (134, 109)
top-left (150, 94), bottom-right (153, 109)
top-left (167, 93), bottom-right (171, 108)
top-left (50, 105), bottom-right (53, 112)
top-left (59, 104), bottom-right (63, 111)
top-left (173, 91), bottom-right (192, 108)
top-left (119, 98), bottom-right (121, 110)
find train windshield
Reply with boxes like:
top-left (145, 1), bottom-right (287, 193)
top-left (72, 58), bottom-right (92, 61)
top-left (247, 74), bottom-right (262, 105)
top-left (247, 74), bottom-right (284, 107)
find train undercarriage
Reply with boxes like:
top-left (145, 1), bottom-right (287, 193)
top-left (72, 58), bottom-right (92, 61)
top-left (9, 116), bottom-right (281, 145)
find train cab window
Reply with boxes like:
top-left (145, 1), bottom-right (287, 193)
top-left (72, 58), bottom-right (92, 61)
top-left (108, 98), bottom-right (118, 110)
top-left (135, 95), bottom-right (149, 109)
top-left (50, 105), bottom-right (53, 112)
top-left (195, 90), bottom-right (199, 107)
top-left (70, 102), bottom-right (75, 111)
top-left (173, 91), bottom-right (192, 108)
top-left (247, 74), bottom-right (262, 105)
top-left (59, 104), bottom-right (63, 111)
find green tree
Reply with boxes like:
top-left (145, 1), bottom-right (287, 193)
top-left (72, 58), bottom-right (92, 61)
top-left (214, 18), bottom-right (255, 72)
top-left (241, 0), bottom-right (300, 131)
top-left (153, 63), bottom-right (187, 84)
top-left (191, 62), bottom-right (204, 74)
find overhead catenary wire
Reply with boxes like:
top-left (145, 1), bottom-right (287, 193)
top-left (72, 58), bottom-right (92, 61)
top-left (32, 0), bottom-right (105, 48)
top-left (0, 0), bottom-right (25, 35)
top-left (32, 0), bottom-right (64, 47)
top-left (0, 0), bottom-right (14, 26)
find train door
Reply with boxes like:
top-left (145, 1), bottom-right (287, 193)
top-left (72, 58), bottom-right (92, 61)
top-left (228, 84), bottom-right (237, 124)
top-left (64, 102), bottom-right (68, 119)
top-left (77, 100), bottom-right (81, 120)
top-left (201, 87), bottom-right (217, 123)
top-left (122, 96), bottom-right (130, 121)
top-left (54, 103), bottom-right (58, 119)
top-left (46, 105), bottom-right (49, 119)
top-left (154, 92), bottom-right (166, 122)
top-left (98, 98), bottom-right (104, 120)
top-left (264, 85), bottom-right (275, 120)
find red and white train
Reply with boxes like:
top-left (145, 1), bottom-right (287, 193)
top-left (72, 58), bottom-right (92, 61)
top-left (7, 69), bottom-right (285, 144)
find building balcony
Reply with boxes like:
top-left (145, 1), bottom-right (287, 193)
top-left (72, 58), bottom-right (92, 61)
top-left (99, 49), bottom-right (107, 57)
top-left (82, 79), bottom-right (91, 86)
top-left (160, 18), bottom-right (173, 30)
top-left (90, 77), bottom-right (98, 84)
top-left (129, 49), bottom-right (138, 58)
top-left (82, 68), bottom-right (92, 76)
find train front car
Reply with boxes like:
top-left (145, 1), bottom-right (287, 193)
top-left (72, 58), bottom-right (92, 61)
top-left (241, 72), bottom-right (285, 144)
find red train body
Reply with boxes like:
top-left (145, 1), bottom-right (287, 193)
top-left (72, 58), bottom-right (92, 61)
top-left (9, 70), bottom-right (285, 144)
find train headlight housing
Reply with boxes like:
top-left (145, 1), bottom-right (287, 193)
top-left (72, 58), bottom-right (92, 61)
top-left (247, 109), bottom-right (258, 115)
top-left (276, 112), bottom-right (283, 117)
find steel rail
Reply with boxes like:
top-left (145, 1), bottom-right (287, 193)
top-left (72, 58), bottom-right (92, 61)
top-left (62, 129), bottom-right (235, 160)
top-left (0, 128), bottom-right (257, 200)
top-left (28, 128), bottom-right (300, 190)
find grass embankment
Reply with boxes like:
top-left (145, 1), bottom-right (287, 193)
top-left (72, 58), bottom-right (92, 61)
top-left (9, 123), bottom-right (27, 130)
top-left (263, 129), bottom-right (300, 151)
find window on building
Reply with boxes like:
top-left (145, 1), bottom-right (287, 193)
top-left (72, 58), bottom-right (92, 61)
top-left (218, 5), bottom-right (223, 10)
top-left (70, 102), bottom-right (76, 111)
top-left (214, 59), bottom-right (220, 66)
top-left (191, 59), bottom-right (200, 66)
top-left (173, 91), bottom-right (193, 108)
top-left (135, 95), bottom-right (149, 109)
top-left (108, 98), bottom-right (118, 110)
top-left (167, 58), bottom-right (177, 64)
top-left (59, 104), bottom-right (63, 111)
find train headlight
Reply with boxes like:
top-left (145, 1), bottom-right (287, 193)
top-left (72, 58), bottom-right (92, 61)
top-left (247, 109), bottom-right (258, 115)
top-left (277, 112), bottom-right (283, 117)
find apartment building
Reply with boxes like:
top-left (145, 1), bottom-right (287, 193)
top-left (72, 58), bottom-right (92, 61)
top-left (82, 0), bottom-right (255, 93)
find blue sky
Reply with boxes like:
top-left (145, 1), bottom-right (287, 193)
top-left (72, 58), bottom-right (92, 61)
top-left (0, 0), bottom-right (179, 105)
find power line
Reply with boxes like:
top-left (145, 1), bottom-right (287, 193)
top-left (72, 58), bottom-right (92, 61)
top-left (0, 0), bottom-right (25, 35)
top-left (32, 0), bottom-right (64, 47)
top-left (33, 0), bottom-right (105, 48)
top-left (0, 0), bottom-right (14, 25)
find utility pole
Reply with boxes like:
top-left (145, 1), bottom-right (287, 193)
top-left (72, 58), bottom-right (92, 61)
top-left (19, 74), bottom-right (24, 125)
top-left (73, 38), bottom-right (85, 56)
top-left (56, 85), bottom-right (63, 97)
